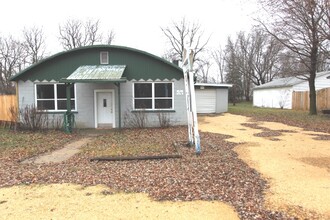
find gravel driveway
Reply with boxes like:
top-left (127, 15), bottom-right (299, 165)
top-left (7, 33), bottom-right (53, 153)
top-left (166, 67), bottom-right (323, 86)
top-left (199, 113), bottom-right (330, 219)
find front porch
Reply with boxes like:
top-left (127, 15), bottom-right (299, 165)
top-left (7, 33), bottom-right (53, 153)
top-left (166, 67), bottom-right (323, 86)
top-left (60, 65), bottom-right (126, 132)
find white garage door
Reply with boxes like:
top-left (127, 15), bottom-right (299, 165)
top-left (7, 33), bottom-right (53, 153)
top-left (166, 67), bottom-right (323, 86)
top-left (195, 89), bottom-right (216, 113)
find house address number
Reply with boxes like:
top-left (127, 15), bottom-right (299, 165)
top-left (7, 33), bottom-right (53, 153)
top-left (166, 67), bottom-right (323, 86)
top-left (176, 90), bottom-right (184, 95)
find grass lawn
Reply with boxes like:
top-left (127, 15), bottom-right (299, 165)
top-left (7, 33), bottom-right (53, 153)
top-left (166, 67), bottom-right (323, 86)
top-left (81, 127), bottom-right (185, 157)
top-left (228, 102), bottom-right (330, 133)
top-left (0, 128), bottom-right (77, 160)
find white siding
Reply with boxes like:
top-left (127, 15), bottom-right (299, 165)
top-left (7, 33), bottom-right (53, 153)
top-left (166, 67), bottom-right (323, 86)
top-left (120, 79), bottom-right (187, 127)
top-left (17, 80), bottom-right (35, 109)
top-left (195, 89), bottom-right (216, 113)
top-left (17, 79), bottom-right (188, 128)
top-left (253, 87), bottom-right (293, 109)
top-left (215, 88), bottom-right (229, 113)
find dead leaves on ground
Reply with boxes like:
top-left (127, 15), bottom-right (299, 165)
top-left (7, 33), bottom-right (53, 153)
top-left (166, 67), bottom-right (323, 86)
top-left (0, 127), bottom-right (300, 219)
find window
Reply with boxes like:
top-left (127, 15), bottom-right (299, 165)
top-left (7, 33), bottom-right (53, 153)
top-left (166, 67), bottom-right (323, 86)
top-left (100, 51), bottom-right (109, 64)
top-left (35, 84), bottom-right (76, 111)
top-left (133, 82), bottom-right (173, 110)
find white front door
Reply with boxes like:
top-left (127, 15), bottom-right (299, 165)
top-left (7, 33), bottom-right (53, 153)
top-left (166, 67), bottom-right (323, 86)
top-left (95, 91), bottom-right (114, 128)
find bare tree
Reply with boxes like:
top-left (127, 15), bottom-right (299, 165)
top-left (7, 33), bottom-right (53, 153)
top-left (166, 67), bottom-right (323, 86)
top-left (105, 30), bottom-right (115, 45)
top-left (196, 59), bottom-right (213, 83)
top-left (22, 26), bottom-right (46, 64)
top-left (212, 46), bottom-right (226, 83)
top-left (247, 29), bottom-right (283, 85)
top-left (59, 19), bottom-right (105, 50)
top-left (0, 36), bottom-right (26, 94)
top-left (161, 17), bottom-right (210, 64)
top-left (225, 37), bottom-right (244, 104)
top-left (84, 19), bottom-right (102, 45)
top-left (258, 0), bottom-right (330, 115)
top-left (224, 29), bottom-right (283, 101)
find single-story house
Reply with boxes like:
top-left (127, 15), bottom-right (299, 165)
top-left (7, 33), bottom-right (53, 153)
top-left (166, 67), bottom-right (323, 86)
top-left (194, 83), bottom-right (232, 113)
top-left (253, 71), bottom-right (330, 109)
top-left (10, 45), bottom-right (188, 128)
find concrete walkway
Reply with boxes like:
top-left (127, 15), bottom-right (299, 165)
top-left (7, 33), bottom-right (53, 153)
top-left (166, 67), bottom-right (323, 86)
top-left (22, 138), bottom-right (92, 164)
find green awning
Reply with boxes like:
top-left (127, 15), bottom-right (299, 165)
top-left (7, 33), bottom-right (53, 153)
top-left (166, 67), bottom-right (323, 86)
top-left (61, 65), bottom-right (126, 83)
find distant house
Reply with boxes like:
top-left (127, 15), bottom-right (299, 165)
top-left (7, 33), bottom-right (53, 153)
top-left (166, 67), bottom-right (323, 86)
top-left (195, 83), bottom-right (232, 113)
top-left (253, 71), bottom-right (330, 109)
top-left (10, 45), bottom-right (188, 128)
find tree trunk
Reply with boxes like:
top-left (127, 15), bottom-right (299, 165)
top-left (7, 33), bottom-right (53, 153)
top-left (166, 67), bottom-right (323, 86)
top-left (309, 76), bottom-right (317, 115)
top-left (309, 39), bottom-right (318, 115)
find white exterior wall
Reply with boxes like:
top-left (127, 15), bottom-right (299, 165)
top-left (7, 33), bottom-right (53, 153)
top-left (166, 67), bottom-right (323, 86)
top-left (120, 79), bottom-right (187, 127)
top-left (253, 87), bottom-right (293, 109)
top-left (17, 80), bottom-right (34, 109)
top-left (215, 88), bottom-right (229, 113)
top-left (17, 79), bottom-right (188, 128)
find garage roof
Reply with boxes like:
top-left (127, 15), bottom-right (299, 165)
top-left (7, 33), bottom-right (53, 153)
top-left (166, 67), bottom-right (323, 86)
top-left (195, 83), bottom-right (232, 88)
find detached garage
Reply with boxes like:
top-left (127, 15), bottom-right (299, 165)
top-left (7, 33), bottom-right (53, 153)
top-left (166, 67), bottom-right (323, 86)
top-left (195, 83), bottom-right (232, 113)
top-left (253, 71), bottom-right (330, 109)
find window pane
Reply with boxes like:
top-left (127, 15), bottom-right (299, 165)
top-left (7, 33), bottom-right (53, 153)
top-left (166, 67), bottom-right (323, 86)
top-left (155, 83), bottom-right (172, 97)
top-left (134, 99), bottom-right (152, 109)
top-left (57, 100), bottom-right (75, 110)
top-left (37, 85), bottom-right (54, 99)
top-left (37, 100), bottom-right (55, 110)
top-left (57, 84), bottom-right (74, 99)
top-left (155, 99), bottom-right (172, 109)
top-left (134, 83), bottom-right (152, 97)
top-left (100, 52), bottom-right (109, 64)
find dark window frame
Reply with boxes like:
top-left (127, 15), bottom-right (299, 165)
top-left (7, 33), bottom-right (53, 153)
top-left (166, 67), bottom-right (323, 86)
top-left (35, 83), bottom-right (76, 111)
top-left (133, 82), bottom-right (174, 110)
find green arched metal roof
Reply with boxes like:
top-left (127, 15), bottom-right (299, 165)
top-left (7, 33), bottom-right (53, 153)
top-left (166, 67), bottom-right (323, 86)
top-left (11, 45), bottom-right (183, 82)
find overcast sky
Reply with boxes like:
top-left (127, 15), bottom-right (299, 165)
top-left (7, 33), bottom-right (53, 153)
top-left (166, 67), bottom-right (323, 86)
top-left (0, 0), bottom-right (260, 57)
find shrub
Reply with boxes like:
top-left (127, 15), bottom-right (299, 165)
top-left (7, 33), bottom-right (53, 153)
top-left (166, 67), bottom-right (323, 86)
top-left (123, 109), bottom-right (148, 128)
top-left (157, 112), bottom-right (171, 128)
top-left (19, 104), bottom-right (48, 131)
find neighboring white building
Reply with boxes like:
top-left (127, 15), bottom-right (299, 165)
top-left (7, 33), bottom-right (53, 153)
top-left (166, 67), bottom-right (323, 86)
top-left (195, 83), bottom-right (232, 113)
top-left (253, 71), bottom-right (330, 109)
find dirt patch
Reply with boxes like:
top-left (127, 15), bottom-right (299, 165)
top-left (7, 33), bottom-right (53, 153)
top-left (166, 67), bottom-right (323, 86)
top-left (0, 184), bottom-right (238, 220)
top-left (199, 113), bottom-right (330, 219)
top-left (309, 134), bottom-right (330, 140)
top-left (299, 157), bottom-right (330, 171)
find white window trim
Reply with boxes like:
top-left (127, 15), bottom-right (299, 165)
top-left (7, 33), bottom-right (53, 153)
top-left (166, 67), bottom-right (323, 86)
top-left (34, 83), bottom-right (77, 112)
top-left (100, 51), bottom-right (109, 64)
top-left (133, 82), bottom-right (174, 110)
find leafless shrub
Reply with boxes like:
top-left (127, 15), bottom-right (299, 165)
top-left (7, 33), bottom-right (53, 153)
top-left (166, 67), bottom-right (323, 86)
top-left (9, 106), bottom-right (19, 131)
top-left (19, 104), bottom-right (48, 130)
top-left (50, 114), bottom-right (64, 130)
top-left (123, 109), bottom-right (148, 128)
top-left (157, 112), bottom-right (171, 128)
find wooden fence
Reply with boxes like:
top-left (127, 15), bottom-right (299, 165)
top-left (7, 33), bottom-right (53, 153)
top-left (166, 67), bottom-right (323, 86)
top-left (0, 94), bottom-right (18, 122)
top-left (292, 88), bottom-right (330, 111)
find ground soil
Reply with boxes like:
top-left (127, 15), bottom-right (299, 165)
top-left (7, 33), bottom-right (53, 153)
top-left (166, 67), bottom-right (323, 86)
top-left (199, 113), bottom-right (330, 219)
top-left (0, 184), bottom-right (238, 220)
top-left (1, 113), bottom-right (329, 219)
